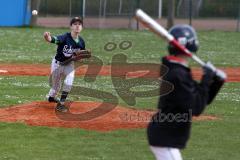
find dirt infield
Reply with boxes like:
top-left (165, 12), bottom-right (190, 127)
top-left (0, 64), bottom-right (231, 131)
top-left (0, 64), bottom-right (239, 82)
top-left (0, 101), bottom-right (218, 132)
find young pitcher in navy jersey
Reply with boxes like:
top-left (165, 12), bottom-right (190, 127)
top-left (147, 24), bottom-right (227, 160)
top-left (43, 17), bottom-right (85, 112)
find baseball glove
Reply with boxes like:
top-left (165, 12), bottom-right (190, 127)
top-left (72, 49), bottom-right (91, 61)
top-left (60, 49), bottom-right (91, 65)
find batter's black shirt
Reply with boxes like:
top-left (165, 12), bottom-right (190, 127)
top-left (147, 55), bottom-right (222, 149)
top-left (51, 32), bottom-right (85, 62)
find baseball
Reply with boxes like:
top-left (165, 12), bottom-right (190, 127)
top-left (32, 10), bottom-right (38, 16)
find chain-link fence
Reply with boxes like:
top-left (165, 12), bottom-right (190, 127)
top-left (35, 0), bottom-right (240, 31)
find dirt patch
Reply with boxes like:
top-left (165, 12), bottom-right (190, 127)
top-left (0, 64), bottom-right (230, 131)
top-left (0, 64), bottom-right (239, 82)
top-left (0, 101), bottom-right (218, 132)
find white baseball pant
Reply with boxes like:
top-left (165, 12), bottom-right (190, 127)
top-left (150, 146), bottom-right (183, 160)
top-left (48, 58), bottom-right (75, 97)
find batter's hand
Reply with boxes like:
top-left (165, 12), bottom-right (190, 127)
top-left (44, 32), bottom-right (52, 42)
top-left (215, 69), bottom-right (227, 81)
top-left (203, 62), bottom-right (227, 81)
top-left (203, 61), bottom-right (216, 73)
top-left (201, 62), bottom-right (216, 84)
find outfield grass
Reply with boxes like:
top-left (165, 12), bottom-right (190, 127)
top-left (0, 27), bottom-right (239, 66)
top-left (0, 27), bottom-right (239, 160)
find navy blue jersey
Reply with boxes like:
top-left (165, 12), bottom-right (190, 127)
top-left (51, 32), bottom-right (85, 62)
top-left (147, 56), bottom-right (224, 149)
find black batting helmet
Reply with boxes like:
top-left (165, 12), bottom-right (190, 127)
top-left (168, 24), bottom-right (199, 55)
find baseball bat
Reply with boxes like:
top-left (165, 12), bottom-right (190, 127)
top-left (135, 9), bottom-right (205, 66)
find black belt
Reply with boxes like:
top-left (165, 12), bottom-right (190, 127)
top-left (55, 59), bottom-right (71, 65)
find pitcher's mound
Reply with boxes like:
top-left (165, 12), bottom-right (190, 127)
top-left (0, 101), bottom-right (218, 132)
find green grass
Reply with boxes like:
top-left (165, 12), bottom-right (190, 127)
top-left (0, 76), bottom-right (239, 159)
top-left (0, 27), bottom-right (239, 160)
top-left (0, 27), bottom-right (239, 66)
top-left (0, 75), bottom-right (160, 108)
top-left (0, 123), bottom-right (154, 160)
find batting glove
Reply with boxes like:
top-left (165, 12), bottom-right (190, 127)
top-left (202, 61), bottom-right (216, 84)
top-left (204, 61), bottom-right (216, 72)
top-left (215, 69), bottom-right (227, 81)
top-left (202, 61), bottom-right (216, 77)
